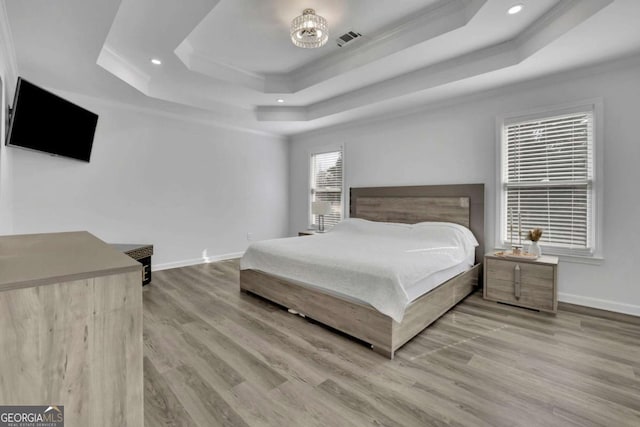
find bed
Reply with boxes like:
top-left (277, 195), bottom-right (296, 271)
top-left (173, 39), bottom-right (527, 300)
top-left (240, 184), bottom-right (484, 359)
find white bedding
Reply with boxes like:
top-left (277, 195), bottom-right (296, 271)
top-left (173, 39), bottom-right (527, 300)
top-left (404, 252), bottom-right (475, 302)
top-left (240, 219), bottom-right (478, 323)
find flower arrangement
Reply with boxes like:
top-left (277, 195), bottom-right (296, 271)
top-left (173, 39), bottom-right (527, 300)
top-left (527, 228), bottom-right (543, 242)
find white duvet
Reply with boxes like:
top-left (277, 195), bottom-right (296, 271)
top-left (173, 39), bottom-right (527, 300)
top-left (240, 219), bottom-right (478, 322)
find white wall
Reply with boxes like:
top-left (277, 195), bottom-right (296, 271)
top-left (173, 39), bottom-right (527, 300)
top-left (0, 3), bottom-right (18, 235)
top-left (9, 94), bottom-right (289, 269)
top-left (2, 3), bottom-right (288, 270)
top-left (290, 55), bottom-right (640, 316)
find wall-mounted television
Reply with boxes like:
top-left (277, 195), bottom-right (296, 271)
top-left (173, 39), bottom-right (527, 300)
top-left (6, 77), bottom-right (98, 162)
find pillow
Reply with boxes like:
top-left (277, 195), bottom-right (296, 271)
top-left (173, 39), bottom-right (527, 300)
top-left (330, 218), bottom-right (411, 234)
top-left (412, 222), bottom-right (479, 256)
top-left (333, 219), bottom-right (477, 246)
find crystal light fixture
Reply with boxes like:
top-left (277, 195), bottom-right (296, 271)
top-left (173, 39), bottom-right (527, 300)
top-left (290, 8), bottom-right (329, 49)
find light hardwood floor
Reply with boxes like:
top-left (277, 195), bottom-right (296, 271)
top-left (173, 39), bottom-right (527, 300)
top-left (143, 260), bottom-right (640, 427)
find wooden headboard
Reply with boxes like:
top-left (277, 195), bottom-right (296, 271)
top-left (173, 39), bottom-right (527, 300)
top-left (350, 184), bottom-right (485, 263)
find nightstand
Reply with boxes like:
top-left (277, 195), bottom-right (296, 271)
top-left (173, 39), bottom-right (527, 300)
top-left (483, 253), bottom-right (559, 313)
top-left (110, 243), bottom-right (154, 285)
top-left (298, 230), bottom-right (317, 236)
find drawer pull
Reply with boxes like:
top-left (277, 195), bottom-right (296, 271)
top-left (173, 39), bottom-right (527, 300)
top-left (514, 264), bottom-right (521, 300)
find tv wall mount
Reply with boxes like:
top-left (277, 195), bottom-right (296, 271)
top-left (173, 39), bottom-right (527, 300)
top-left (5, 106), bottom-right (12, 140)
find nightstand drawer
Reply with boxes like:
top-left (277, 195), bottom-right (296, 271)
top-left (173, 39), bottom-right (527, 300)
top-left (485, 278), bottom-right (554, 311)
top-left (483, 254), bottom-right (558, 313)
top-left (486, 258), bottom-right (553, 288)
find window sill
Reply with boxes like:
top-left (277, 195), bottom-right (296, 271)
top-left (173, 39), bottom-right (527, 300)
top-left (492, 246), bottom-right (604, 266)
top-left (553, 253), bottom-right (604, 266)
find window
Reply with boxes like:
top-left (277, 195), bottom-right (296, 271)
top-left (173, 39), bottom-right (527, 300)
top-left (500, 105), bottom-right (599, 257)
top-left (310, 150), bottom-right (343, 228)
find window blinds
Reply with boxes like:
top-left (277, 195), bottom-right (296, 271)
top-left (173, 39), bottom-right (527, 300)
top-left (504, 111), bottom-right (593, 251)
top-left (311, 150), bottom-right (343, 228)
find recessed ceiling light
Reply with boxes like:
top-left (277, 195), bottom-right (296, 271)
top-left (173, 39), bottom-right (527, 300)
top-left (276, 98), bottom-right (285, 103)
top-left (508, 4), bottom-right (524, 15)
top-left (150, 58), bottom-right (162, 65)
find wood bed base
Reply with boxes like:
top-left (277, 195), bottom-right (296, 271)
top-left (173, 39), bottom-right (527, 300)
top-left (240, 265), bottom-right (480, 359)
top-left (241, 184), bottom-right (484, 359)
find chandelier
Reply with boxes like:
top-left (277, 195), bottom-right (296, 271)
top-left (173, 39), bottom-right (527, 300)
top-left (290, 9), bottom-right (329, 49)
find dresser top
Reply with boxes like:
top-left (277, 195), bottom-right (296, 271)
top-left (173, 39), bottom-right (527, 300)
top-left (0, 231), bottom-right (141, 292)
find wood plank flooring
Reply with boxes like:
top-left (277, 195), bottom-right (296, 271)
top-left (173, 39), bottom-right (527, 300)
top-left (143, 260), bottom-right (640, 427)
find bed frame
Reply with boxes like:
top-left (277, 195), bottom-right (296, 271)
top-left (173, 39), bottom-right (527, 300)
top-left (240, 184), bottom-right (484, 359)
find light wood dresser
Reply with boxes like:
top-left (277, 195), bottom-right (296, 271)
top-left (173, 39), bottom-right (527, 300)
top-left (483, 253), bottom-right (559, 313)
top-left (0, 231), bottom-right (143, 426)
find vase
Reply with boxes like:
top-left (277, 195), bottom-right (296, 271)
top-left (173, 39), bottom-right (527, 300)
top-left (528, 241), bottom-right (541, 258)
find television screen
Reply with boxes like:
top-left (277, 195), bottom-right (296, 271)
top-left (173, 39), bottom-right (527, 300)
top-left (6, 77), bottom-right (98, 162)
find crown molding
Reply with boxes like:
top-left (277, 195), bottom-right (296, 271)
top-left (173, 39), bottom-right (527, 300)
top-left (97, 44), bottom-right (151, 95)
top-left (285, 0), bottom-right (481, 92)
top-left (516, 0), bottom-right (614, 60)
top-left (256, 0), bottom-right (613, 123)
top-left (177, 0), bottom-right (485, 95)
top-left (290, 51), bottom-right (640, 140)
top-left (175, 40), bottom-right (266, 92)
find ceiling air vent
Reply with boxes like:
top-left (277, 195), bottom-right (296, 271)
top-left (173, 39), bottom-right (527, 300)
top-left (336, 31), bottom-right (362, 47)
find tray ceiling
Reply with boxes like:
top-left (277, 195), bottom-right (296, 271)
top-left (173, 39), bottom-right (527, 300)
top-left (5, 0), bottom-right (640, 136)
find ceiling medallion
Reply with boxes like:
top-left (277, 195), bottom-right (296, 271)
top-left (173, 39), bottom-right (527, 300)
top-left (290, 8), bottom-right (329, 49)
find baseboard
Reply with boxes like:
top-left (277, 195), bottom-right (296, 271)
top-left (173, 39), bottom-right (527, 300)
top-left (153, 251), bottom-right (244, 272)
top-left (558, 292), bottom-right (640, 320)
